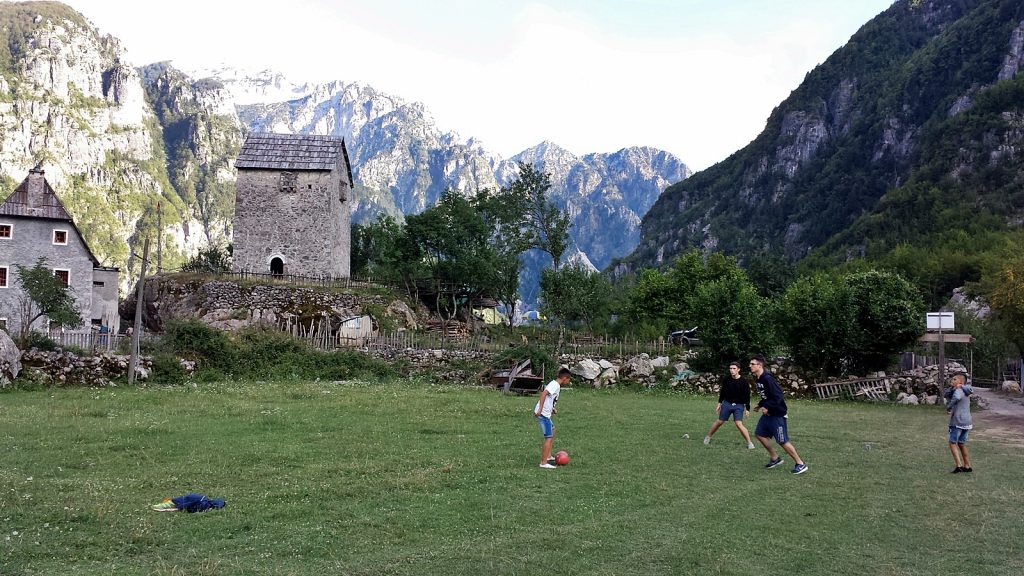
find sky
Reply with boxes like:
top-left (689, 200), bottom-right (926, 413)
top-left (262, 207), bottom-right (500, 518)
top-left (63, 0), bottom-right (895, 171)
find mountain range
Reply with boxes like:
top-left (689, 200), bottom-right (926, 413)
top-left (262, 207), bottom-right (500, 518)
top-left (0, 1), bottom-right (690, 302)
top-left (626, 0), bottom-right (1024, 304)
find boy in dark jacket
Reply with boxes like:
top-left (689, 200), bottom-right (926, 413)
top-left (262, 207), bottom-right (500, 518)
top-left (750, 354), bottom-right (808, 474)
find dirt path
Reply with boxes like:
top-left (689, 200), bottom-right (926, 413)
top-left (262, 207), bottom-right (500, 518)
top-left (970, 387), bottom-right (1024, 448)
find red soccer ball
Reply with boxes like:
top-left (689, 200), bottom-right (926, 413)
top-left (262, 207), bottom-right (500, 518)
top-left (554, 451), bottom-right (570, 466)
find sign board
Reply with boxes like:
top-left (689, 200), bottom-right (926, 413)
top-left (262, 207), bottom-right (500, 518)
top-left (926, 312), bottom-right (954, 331)
top-left (919, 333), bottom-right (973, 343)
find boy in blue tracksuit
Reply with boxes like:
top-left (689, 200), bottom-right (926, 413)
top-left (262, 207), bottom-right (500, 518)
top-left (750, 354), bottom-right (808, 474)
top-left (944, 372), bottom-right (973, 473)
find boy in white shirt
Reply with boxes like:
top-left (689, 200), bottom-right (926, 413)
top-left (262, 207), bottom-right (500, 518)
top-left (535, 368), bottom-right (571, 469)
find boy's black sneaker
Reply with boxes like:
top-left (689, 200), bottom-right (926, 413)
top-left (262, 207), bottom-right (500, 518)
top-left (951, 467), bottom-right (964, 474)
top-left (963, 467), bottom-right (973, 473)
top-left (765, 457), bottom-right (784, 469)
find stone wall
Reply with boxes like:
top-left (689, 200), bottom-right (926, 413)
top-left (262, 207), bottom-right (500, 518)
top-left (233, 168), bottom-right (350, 277)
top-left (0, 217), bottom-right (96, 332)
top-left (124, 275), bottom-right (419, 334)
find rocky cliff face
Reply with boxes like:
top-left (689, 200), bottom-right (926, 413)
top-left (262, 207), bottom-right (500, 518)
top-left (202, 67), bottom-right (690, 276)
top-left (0, 3), bottom-right (689, 303)
top-left (629, 0), bottom-right (1024, 273)
top-left (0, 3), bottom-right (176, 277)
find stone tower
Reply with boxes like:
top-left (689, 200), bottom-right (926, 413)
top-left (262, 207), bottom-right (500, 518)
top-left (232, 133), bottom-right (353, 277)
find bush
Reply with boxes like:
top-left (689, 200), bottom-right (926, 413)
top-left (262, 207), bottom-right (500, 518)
top-left (18, 331), bottom-right (58, 351)
top-left (148, 321), bottom-right (401, 383)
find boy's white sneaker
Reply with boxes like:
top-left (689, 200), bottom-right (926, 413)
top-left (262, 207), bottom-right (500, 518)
top-left (539, 463), bottom-right (557, 469)
top-left (703, 435), bottom-right (711, 445)
top-left (747, 442), bottom-right (756, 449)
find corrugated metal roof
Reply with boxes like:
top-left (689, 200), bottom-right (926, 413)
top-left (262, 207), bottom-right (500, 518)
top-left (235, 133), bottom-right (348, 172)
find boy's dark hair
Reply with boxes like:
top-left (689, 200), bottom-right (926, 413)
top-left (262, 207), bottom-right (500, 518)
top-left (750, 354), bottom-right (766, 365)
top-left (557, 367), bottom-right (572, 378)
top-left (728, 361), bottom-right (741, 369)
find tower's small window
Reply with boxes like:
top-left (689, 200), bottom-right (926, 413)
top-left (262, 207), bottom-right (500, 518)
top-left (0, 224), bottom-right (11, 239)
top-left (0, 266), bottom-right (8, 288)
top-left (279, 171), bottom-right (297, 193)
top-left (53, 229), bottom-right (68, 245)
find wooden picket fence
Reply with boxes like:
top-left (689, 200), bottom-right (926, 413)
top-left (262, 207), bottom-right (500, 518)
top-left (45, 331), bottom-right (132, 354)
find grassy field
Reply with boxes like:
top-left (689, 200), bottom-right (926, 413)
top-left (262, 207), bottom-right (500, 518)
top-left (1, 380), bottom-right (1021, 575)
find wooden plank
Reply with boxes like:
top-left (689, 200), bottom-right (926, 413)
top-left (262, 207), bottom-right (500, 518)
top-left (918, 333), bottom-right (973, 343)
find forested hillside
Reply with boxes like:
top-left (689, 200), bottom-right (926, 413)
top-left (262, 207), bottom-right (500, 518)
top-left (628, 0), bottom-right (1024, 304)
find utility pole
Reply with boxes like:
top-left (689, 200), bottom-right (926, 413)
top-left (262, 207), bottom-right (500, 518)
top-left (156, 201), bottom-right (162, 274)
top-left (128, 238), bottom-right (150, 387)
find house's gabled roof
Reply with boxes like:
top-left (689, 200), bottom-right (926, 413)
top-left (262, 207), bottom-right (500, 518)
top-left (0, 169), bottom-right (103, 267)
top-left (0, 169), bottom-right (74, 220)
top-left (235, 133), bottom-right (354, 183)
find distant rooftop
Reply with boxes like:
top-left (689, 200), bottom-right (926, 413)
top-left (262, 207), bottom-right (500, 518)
top-left (235, 133), bottom-right (351, 174)
top-left (0, 168), bottom-right (74, 221)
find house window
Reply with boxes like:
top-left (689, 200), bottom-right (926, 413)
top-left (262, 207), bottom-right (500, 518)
top-left (0, 266), bottom-right (7, 288)
top-left (279, 171), bottom-right (297, 193)
top-left (53, 229), bottom-right (68, 245)
top-left (0, 224), bottom-right (11, 239)
top-left (0, 318), bottom-right (7, 331)
top-left (53, 269), bottom-right (70, 287)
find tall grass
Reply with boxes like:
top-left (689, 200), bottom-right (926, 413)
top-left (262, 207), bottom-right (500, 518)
top-left (0, 381), bottom-right (1020, 575)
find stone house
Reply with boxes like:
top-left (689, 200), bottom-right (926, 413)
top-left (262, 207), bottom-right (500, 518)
top-left (232, 133), bottom-right (353, 277)
top-left (0, 168), bottom-right (120, 334)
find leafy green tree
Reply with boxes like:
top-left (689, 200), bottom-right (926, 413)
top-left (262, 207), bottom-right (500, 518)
top-left (539, 264), bottom-right (612, 331)
top-left (779, 269), bottom-right (924, 375)
top-left (351, 214), bottom-right (404, 279)
top-left (844, 270), bottom-right (926, 373)
top-left (986, 256), bottom-right (1024, 354)
top-left (951, 305), bottom-right (1016, 383)
top-left (689, 277), bottom-right (775, 366)
top-left (404, 191), bottom-right (499, 325)
top-left (180, 244), bottom-right (232, 273)
top-left (746, 250), bottom-right (796, 298)
top-left (14, 257), bottom-right (82, 341)
top-left (511, 162), bottom-right (571, 267)
top-left (778, 273), bottom-right (856, 375)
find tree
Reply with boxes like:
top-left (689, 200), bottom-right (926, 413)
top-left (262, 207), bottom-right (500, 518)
top-left (844, 270), bottom-right (926, 373)
top-left (351, 214), bottom-right (404, 279)
top-left (404, 191), bottom-right (499, 329)
top-left (778, 273), bottom-right (856, 375)
top-left (511, 162), bottom-right (571, 268)
top-left (539, 264), bottom-right (612, 331)
top-left (986, 256), bottom-right (1024, 355)
top-left (14, 257), bottom-right (82, 341)
top-left (778, 269), bottom-right (925, 376)
top-left (689, 277), bottom-right (775, 366)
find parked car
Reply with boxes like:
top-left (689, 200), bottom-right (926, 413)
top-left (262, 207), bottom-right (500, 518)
top-left (669, 327), bottom-right (701, 346)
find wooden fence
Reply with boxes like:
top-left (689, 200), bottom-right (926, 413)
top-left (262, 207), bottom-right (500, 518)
top-left (211, 270), bottom-right (386, 290)
top-left (45, 331), bottom-right (132, 354)
top-left (282, 323), bottom-right (678, 357)
top-left (814, 376), bottom-right (892, 401)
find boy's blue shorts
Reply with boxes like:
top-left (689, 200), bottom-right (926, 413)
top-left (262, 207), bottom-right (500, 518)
top-left (755, 415), bottom-right (789, 444)
top-left (718, 401), bottom-right (745, 421)
top-left (537, 415), bottom-right (554, 438)
top-left (948, 426), bottom-right (969, 444)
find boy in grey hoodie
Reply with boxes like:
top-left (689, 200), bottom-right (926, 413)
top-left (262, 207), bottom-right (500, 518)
top-left (944, 372), bottom-right (973, 473)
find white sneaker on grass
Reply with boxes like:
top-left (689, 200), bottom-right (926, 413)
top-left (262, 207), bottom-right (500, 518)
top-left (539, 463), bottom-right (557, 469)
top-left (703, 435), bottom-right (711, 445)
top-left (747, 442), bottom-right (756, 449)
